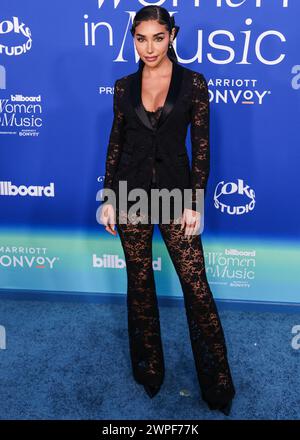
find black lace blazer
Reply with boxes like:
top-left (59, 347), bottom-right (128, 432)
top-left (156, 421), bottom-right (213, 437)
top-left (102, 58), bottom-right (210, 212)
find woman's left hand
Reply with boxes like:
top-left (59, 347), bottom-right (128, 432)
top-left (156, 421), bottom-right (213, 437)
top-left (180, 208), bottom-right (201, 236)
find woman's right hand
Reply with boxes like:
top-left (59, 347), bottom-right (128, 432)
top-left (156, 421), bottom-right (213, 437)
top-left (100, 203), bottom-right (117, 236)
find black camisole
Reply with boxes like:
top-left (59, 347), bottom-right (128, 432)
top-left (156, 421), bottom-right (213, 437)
top-left (144, 105), bottom-right (163, 185)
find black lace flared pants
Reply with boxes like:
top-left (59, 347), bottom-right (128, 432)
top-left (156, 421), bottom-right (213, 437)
top-left (114, 193), bottom-right (236, 408)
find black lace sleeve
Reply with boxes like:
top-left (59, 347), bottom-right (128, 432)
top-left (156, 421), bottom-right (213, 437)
top-left (189, 72), bottom-right (210, 212)
top-left (103, 78), bottom-right (125, 193)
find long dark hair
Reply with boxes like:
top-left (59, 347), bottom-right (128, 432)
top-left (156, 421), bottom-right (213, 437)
top-left (130, 5), bottom-right (180, 70)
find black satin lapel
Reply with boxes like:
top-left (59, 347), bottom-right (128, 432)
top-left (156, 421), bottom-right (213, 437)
top-left (130, 68), bottom-right (154, 131)
top-left (157, 60), bottom-right (183, 129)
top-left (129, 59), bottom-right (184, 131)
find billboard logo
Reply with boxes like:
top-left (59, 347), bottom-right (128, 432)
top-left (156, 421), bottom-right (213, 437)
top-left (92, 253), bottom-right (162, 270)
top-left (0, 94), bottom-right (43, 135)
top-left (11, 94), bottom-right (41, 102)
top-left (0, 181), bottom-right (55, 197)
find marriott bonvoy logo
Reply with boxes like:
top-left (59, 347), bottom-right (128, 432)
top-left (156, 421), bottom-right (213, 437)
top-left (0, 246), bottom-right (59, 269)
top-left (93, 254), bottom-right (162, 271)
top-left (208, 78), bottom-right (271, 105)
top-left (0, 181), bottom-right (55, 197)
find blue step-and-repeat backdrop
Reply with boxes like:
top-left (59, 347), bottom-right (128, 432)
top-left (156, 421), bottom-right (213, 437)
top-left (0, 1), bottom-right (299, 307)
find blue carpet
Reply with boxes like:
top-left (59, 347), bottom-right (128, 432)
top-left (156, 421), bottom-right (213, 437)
top-left (0, 298), bottom-right (299, 420)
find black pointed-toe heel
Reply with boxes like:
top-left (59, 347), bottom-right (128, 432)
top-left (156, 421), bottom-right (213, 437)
top-left (218, 400), bottom-right (232, 416)
top-left (143, 384), bottom-right (160, 398)
top-left (206, 398), bottom-right (233, 416)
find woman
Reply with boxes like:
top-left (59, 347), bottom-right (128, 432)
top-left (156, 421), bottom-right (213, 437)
top-left (100, 5), bottom-right (236, 416)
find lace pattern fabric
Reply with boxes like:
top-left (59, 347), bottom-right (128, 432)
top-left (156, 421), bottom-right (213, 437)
top-left (103, 71), bottom-right (210, 206)
top-left (189, 72), bottom-right (210, 210)
top-left (144, 105), bottom-right (163, 184)
top-left (144, 105), bottom-right (163, 123)
top-left (115, 209), bottom-right (236, 406)
top-left (103, 72), bottom-right (236, 408)
top-left (103, 78), bottom-right (126, 192)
